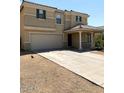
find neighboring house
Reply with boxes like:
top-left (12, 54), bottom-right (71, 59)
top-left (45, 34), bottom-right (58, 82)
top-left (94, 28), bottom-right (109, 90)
top-left (20, 1), bottom-right (103, 51)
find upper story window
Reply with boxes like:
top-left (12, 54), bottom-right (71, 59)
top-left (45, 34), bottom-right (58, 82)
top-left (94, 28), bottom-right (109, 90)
top-left (76, 16), bottom-right (82, 22)
top-left (36, 9), bottom-right (46, 19)
top-left (76, 16), bottom-right (78, 22)
top-left (79, 16), bottom-right (82, 22)
top-left (56, 15), bottom-right (61, 24)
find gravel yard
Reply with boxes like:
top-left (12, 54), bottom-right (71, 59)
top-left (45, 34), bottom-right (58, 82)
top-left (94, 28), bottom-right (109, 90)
top-left (20, 50), bottom-right (104, 93)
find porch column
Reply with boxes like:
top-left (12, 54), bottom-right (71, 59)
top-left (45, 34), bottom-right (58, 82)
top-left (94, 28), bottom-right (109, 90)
top-left (79, 31), bottom-right (83, 50)
top-left (91, 32), bottom-right (94, 49)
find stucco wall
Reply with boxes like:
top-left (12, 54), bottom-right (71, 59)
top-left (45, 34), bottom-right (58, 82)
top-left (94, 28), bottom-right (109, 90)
top-left (63, 33), bottom-right (68, 48)
top-left (20, 2), bottom-right (90, 50)
top-left (20, 7), bottom-right (25, 49)
top-left (23, 30), bottom-right (63, 50)
top-left (64, 11), bottom-right (88, 30)
top-left (24, 6), bottom-right (56, 28)
top-left (24, 15), bottom-right (56, 28)
top-left (55, 11), bottom-right (64, 32)
top-left (22, 2), bottom-right (89, 31)
top-left (70, 13), bottom-right (88, 27)
top-left (72, 33), bottom-right (79, 48)
top-left (23, 4), bottom-right (64, 33)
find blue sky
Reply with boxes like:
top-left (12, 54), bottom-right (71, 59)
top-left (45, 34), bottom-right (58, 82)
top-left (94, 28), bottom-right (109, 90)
top-left (21, 0), bottom-right (104, 26)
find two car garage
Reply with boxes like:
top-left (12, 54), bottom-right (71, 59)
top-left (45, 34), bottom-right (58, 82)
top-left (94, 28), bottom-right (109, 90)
top-left (29, 33), bottom-right (63, 51)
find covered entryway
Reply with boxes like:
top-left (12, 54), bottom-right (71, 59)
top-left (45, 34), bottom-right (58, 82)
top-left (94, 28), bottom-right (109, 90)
top-left (65, 32), bottom-right (93, 50)
top-left (30, 33), bottom-right (63, 51)
top-left (64, 25), bottom-right (103, 50)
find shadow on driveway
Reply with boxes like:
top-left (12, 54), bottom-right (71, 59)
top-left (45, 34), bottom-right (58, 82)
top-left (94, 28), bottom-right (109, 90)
top-left (20, 48), bottom-right (104, 56)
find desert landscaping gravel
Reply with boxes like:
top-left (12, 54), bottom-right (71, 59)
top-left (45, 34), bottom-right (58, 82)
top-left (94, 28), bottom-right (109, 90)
top-left (20, 51), bottom-right (104, 93)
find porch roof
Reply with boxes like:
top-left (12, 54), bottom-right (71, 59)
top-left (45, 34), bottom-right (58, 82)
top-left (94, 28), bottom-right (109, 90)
top-left (64, 25), bottom-right (103, 33)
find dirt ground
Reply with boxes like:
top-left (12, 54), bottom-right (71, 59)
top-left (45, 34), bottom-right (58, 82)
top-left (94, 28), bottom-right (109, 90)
top-left (20, 50), bottom-right (104, 93)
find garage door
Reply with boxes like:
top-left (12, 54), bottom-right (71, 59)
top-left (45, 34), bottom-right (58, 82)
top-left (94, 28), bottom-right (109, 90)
top-left (30, 34), bottom-right (63, 50)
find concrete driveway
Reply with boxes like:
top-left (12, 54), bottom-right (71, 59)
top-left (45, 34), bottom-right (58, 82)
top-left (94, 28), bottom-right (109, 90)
top-left (38, 50), bottom-right (104, 87)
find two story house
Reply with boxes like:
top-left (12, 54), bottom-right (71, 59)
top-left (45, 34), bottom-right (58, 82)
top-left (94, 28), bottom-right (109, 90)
top-left (20, 1), bottom-right (102, 51)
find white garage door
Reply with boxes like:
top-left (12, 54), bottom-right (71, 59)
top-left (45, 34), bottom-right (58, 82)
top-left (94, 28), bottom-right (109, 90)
top-left (30, 34), bottom-right (63, 50)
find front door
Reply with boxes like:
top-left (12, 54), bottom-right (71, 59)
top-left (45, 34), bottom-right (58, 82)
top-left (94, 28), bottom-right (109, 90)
top-left (68, 34), bottom-right (72, 46)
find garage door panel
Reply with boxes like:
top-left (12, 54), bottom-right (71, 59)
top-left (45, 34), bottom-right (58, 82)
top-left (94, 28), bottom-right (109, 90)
top-left (31, 34), bottom-right (63, 50)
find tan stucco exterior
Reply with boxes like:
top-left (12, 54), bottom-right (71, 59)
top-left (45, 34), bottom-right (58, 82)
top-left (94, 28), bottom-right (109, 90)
top-left (20, 1), bottom-right (102, 50)
top-left (64, 11), bottom-right (88, 30)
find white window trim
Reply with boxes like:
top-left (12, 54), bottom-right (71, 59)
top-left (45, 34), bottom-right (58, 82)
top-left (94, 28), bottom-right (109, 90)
top-left (56, 15), bottom-right (62, 24)
top-left (76, 16), bottom-right (82, 22)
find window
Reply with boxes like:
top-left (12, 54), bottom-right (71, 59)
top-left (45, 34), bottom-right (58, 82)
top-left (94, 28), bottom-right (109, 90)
top-left (79, 16), bottom-right (82, 22)
top-left (36, 9), bottom-right (46, 19)
top-left (76, 16), bottom-right (78, 22)
top-left (76, 16), bottom-right (82, 22)
top-left (56, 15), bottom-right (61, 24)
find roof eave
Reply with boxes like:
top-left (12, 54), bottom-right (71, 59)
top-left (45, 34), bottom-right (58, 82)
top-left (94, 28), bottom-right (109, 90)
top-left (64, 29), bottom-right (103, 33)
top-left (22, 1), bottom-right (57, 9)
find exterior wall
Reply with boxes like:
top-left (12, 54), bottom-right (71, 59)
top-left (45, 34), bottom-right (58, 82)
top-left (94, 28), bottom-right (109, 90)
top-left (22, 2), bottom-right (89, 32)
top-left (72, 33), bottom-right (79, 48)
top-left (23, 30), bottom-right (63, 50)
top-left (20, 2), bottom-right (89, 50)
top-left (82, 33), bottom-right (89, 42)
top-left (71, 33), bottom-right (91, 49)
top-left (21, 2), bottom-right (64, 50)
top-left (55, 11), bottom-right (64, 32)
top-left (64, 32), bottom-right (93, 49)
top-left (23, 2), bottom-right (65, 34)
top-left (64, 11), bottom-right (88, 30)
top-left (70, 12), bottom-right (88, 27)
top-left (64, 12), bottom-right (71, 30)
top-left (82, 32), bottom-right (92, 49)
top-left (63, 33), bottom-right (68, 48)
top-left (63, 33), bottom-right (79, 49)
top-left (24, 6), bottom-right (56, 29)
top-left (20, 6), bottom-right (25, 49)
